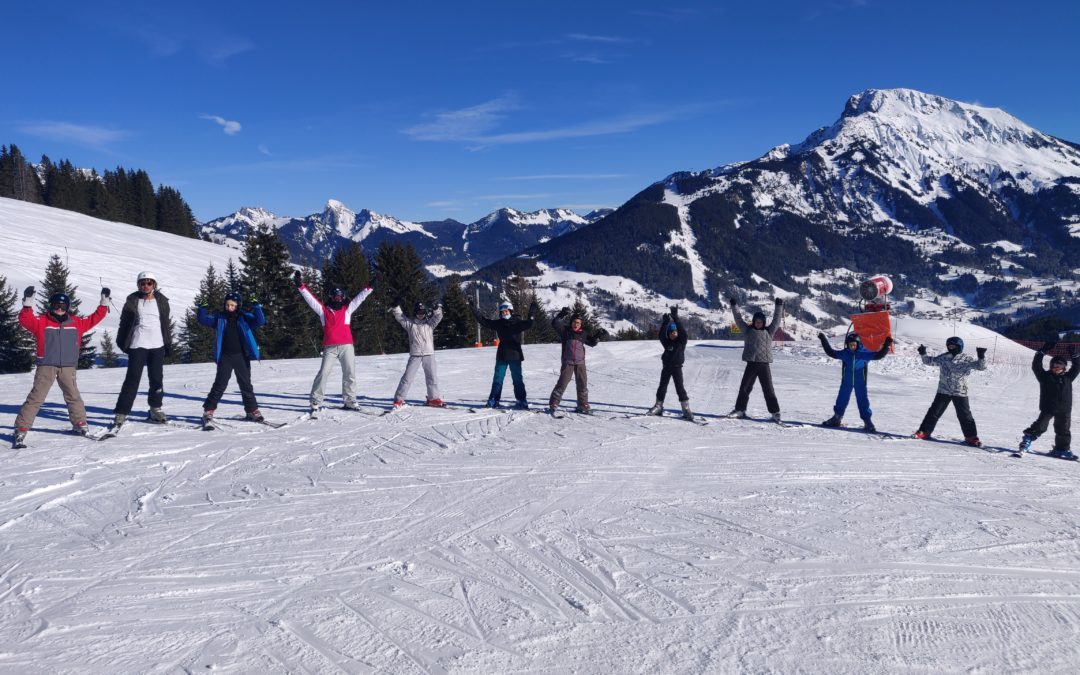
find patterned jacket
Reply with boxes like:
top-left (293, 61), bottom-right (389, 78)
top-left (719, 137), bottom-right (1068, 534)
top-left (732, 306), bottom-right (783, 363)
top-left (922, 352), bottom-right (986, 396)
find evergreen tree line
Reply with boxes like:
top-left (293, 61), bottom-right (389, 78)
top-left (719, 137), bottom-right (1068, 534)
top-left (0, 144), bottom-right (197, 237)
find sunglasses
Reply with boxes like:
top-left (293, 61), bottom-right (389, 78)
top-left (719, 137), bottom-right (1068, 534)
top-left (139, 280), bottom-right (155, 287)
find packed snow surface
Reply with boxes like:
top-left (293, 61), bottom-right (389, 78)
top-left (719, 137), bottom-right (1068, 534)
top-left (2, 334), bottom-right (1078, 673)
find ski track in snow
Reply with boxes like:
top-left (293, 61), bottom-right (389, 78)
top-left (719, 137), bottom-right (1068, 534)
top-left (1, 340), bottom-right (1079, 672)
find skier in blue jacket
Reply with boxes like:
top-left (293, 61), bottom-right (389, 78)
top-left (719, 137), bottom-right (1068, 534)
top-left (819, 332), bottom-right (892, 432)
top-left (197, 292), bottom-right (266, 426)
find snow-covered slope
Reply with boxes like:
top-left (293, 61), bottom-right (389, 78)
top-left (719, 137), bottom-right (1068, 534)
top-left (3, 331), bottom-right (1078, 672)
top-left (475, 88), bottom-right (1080, 335)
top-left (201, 202), bottom-right (603, 273)
top-left (0, 197), bottom-right (242, 340)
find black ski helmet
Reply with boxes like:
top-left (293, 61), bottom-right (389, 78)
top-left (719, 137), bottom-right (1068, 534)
top-left (48, 293), bottom-right (70, 311)
top-left (413, 302), bottom-right (427, 316)
top-left (946, 336), bottom-right (964, 353)
top-left (327, 287), bottom-right (345, 301)
top-left (224, 292), bottom-right (242, 307)
top-left (1050, 355), bottom-right (1069, 369)
top-left (845, 332), bottom-right (861, 348)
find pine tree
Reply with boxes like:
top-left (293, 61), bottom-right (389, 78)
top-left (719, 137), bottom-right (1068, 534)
top-left (38, 254), bottom-right (97, 368)
top-left (155, 185), bottom-right (196, 237)
top-left (163, 319), bottom-right (181, 364)
top-left (436, 275), bottom-right (476, 349)
top-left (131, 170), bottom-right (157, 230)
top-left (179, 263), bottom-right (227, 363)
top-left (0, 275), bottom-right (35, 373)
top-left (241, 224), bottom-right (321, 358)
top-left (224, 258), bottom-right (242, 294)
top-left (99, 330), bottom-right (120, 368)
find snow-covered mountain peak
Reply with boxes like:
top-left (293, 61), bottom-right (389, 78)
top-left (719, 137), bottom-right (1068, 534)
top-left (319, 199), bottom-right (357, 238)
top-left (353, 208), bottom-right (434, 241)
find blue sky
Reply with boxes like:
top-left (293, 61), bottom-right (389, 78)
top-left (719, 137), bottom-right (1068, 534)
top-left (4, 0), bottom-right (1079, 224)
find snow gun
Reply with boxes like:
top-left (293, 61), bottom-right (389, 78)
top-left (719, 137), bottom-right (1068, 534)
top-left (851, 275), bottom-right (894, 352)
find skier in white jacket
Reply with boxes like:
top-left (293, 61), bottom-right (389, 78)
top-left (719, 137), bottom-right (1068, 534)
top-left (391, 301), bottom-right (445, 407)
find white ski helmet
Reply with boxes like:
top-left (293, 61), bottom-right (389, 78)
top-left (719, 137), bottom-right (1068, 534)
top-left (498, 301), bottom-right (513, 313)
top-left (137, 271), bottom-right (157, 284)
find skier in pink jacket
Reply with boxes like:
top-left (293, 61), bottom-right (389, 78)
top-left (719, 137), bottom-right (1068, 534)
top-left (295, 270), bottom-right (372, 414)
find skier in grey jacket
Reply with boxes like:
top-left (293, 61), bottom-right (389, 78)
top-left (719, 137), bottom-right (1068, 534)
top-left (392, 302), bottom-right (445, 407)
top-left (913, 336), bottom-right (987, 446)
top-left (728, 297), bottom-right (785, 421)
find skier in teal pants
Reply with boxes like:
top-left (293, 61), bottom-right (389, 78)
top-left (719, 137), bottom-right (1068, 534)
top-left (819, 332), bottom-right (892, 432)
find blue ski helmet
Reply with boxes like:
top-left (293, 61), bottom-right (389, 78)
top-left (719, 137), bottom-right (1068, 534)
top-left (224, 292), bottom-right (242, 306)
top-left (668, 322), bottom-right (678, 333)
top-left (48, 293), bottom-right (69, 311)
top-left (946, 336), bottom-right (964, 353)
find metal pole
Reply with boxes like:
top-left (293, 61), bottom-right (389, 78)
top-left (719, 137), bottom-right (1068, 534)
top-left (475, 285), bottom-right (482, 347)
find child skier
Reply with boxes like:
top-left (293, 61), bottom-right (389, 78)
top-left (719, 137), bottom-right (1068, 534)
top-left (913, 336), bottom-right (987, 446)
top-left (471, 299), bottom-right (536, 409)
top-left (197, 292), bottom-right (266, 428)
top-left (391, 301), bottom-right (445, 407)
top-left (1017, 340), bottom-right (1079, 460)
top-left (819, 332), bottom-right (893, 432)
top-left (548, 308), bottom-right (607, 414)
top-left (728, 297), bottom-right (784, 421)
top-left (645, 306), bottom-right (693, 420)
top-left (13, 285), bottom-right (109, 447)
top-left (296, 270), bottom-right (372, 413)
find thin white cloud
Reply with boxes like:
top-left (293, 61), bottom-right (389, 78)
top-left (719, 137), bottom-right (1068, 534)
top-left (565, 33), bottom-right (634, 44)
top-left (498, 174), bottom-right (627, 181)
top-left (18, 121), bottom-right (129, 148)
top-left (401, 93), bottom-right (520, 142)
top-left (257, 144), bottom-right (271, 156)
top-left (426, 200), bottom-right (464, 209)
top-left (199, 40), bottom-right (255, 66)
top-left (405, 97), bottom-right (706, 149)
top-left (200, 114), bottom-right (242, 135)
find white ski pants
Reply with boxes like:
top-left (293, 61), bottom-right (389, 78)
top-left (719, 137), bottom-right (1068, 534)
top-left (310, 344), bottom-right (356, 408)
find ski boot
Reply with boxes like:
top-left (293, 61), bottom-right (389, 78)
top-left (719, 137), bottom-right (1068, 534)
top-left (1049, 448), bottom-right (1078, 460)
top-left (913, 431), bottom-right (930, 440)
top-left (246, 409), bottom-right (265, 423)
top-left (486, 399), bottom-right (502, 409)
top-left (770, 412), bottom-right (782, 423)
top-left (646, 399), bottom-right (664, 416)
top-left (863, 420), bottom-right (876, 433)
top-left (341, 401), bottom-right (361, 411)
top-left (148, 407), bottom-right (167, 423)
top-left (574, 404), bottom-right (593, 415)
top-left (108, 414), bottom-right (126, 434)
top-left (12, 428), bottom-right (28, 449)
top-left (201, 409), bottom-right (216, 430)
top-left (726, 409), bottom-right (746, 419)
top-left (393, 399), bottom-right (405, 409)
top-left (1018, 435), bottom-right (1034, 453)
top-left (680, 400), bottom-right (694, 421)
top-left (822, 415), bottom-right (842, 428)
top-left (425, 399), bottom-right (446, 408)
top-left (71, 422), bottom-right (89, 436)
top-left (964, 437), bottom-right (983, 448)
top-left (513, 400), bottom-right (529, 410)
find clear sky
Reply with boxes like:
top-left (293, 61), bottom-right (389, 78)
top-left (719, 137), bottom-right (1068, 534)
top-left (4, 0), bottom-right (1078, 224)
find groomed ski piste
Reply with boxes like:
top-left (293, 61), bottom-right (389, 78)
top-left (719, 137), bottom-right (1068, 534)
top-left (2, 318), bottom-right (1078, 673)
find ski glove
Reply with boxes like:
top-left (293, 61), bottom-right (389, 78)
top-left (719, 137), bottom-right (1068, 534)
top-left (917, 345), bottom-right (927, 356)
top-left (100, 288), bottom-right (111, 304)
top-left (1041, 340), bottom-right (1057, 353)
top-left (774, 297), bottom-right (783, 306)
top-left (22, 286), bottom-right (34, 306)
top-left (670, 305), bottom-right (679, 319)
top-left (817, 332), bottom-right (829, 345)
top-left (556, 307), bottom-right (571, 319)
top-left (292, 270), bottom-right (302, 288)
top-left (883, 336), bottom-right (894, 348)
top-left (728, 297), bottom-right (738, 307)
top-left (976, 347), bottom-right (987, 360)
top-left (249, 296), bottom-right (259, 305)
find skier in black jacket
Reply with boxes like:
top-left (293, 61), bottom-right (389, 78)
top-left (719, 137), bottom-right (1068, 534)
top-left (645, 306), bottom-right (693, 420)
top-left (1018, 340), bottom-right (1080, 460)
top-left (472, 299), bottom-right (536, 408)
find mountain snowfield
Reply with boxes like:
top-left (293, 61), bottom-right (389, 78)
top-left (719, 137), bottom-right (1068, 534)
top-left (0, 197), bottom-right (241, 339)
top-left (2, 319), bottom-right (1078, 672)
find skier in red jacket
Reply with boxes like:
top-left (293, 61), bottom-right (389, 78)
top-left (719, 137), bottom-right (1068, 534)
top-left (13, 286), bottom-right (109, 448)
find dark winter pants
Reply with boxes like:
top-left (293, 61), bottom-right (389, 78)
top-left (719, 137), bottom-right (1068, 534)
top-left (656, 364), bottom-right (688, 402)
top-left (835, 370), bottom-right (872, 420)
top-left (203, 352), bottom-right (259, 413)
top-left (1024, 411), bottom-right (1071, 451)
top-left (15, 366), bottom-right (87, 429)
top-left (918, 393), bottom-right (977, 438)
top-left (489, 360), bottom-right (526, 404)
top-left (114, 347), bottom-right (165, 414)
top-left (735, 362), bottom-right (779, 414)
top-left (550, 364), bottom-right (588, 409)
